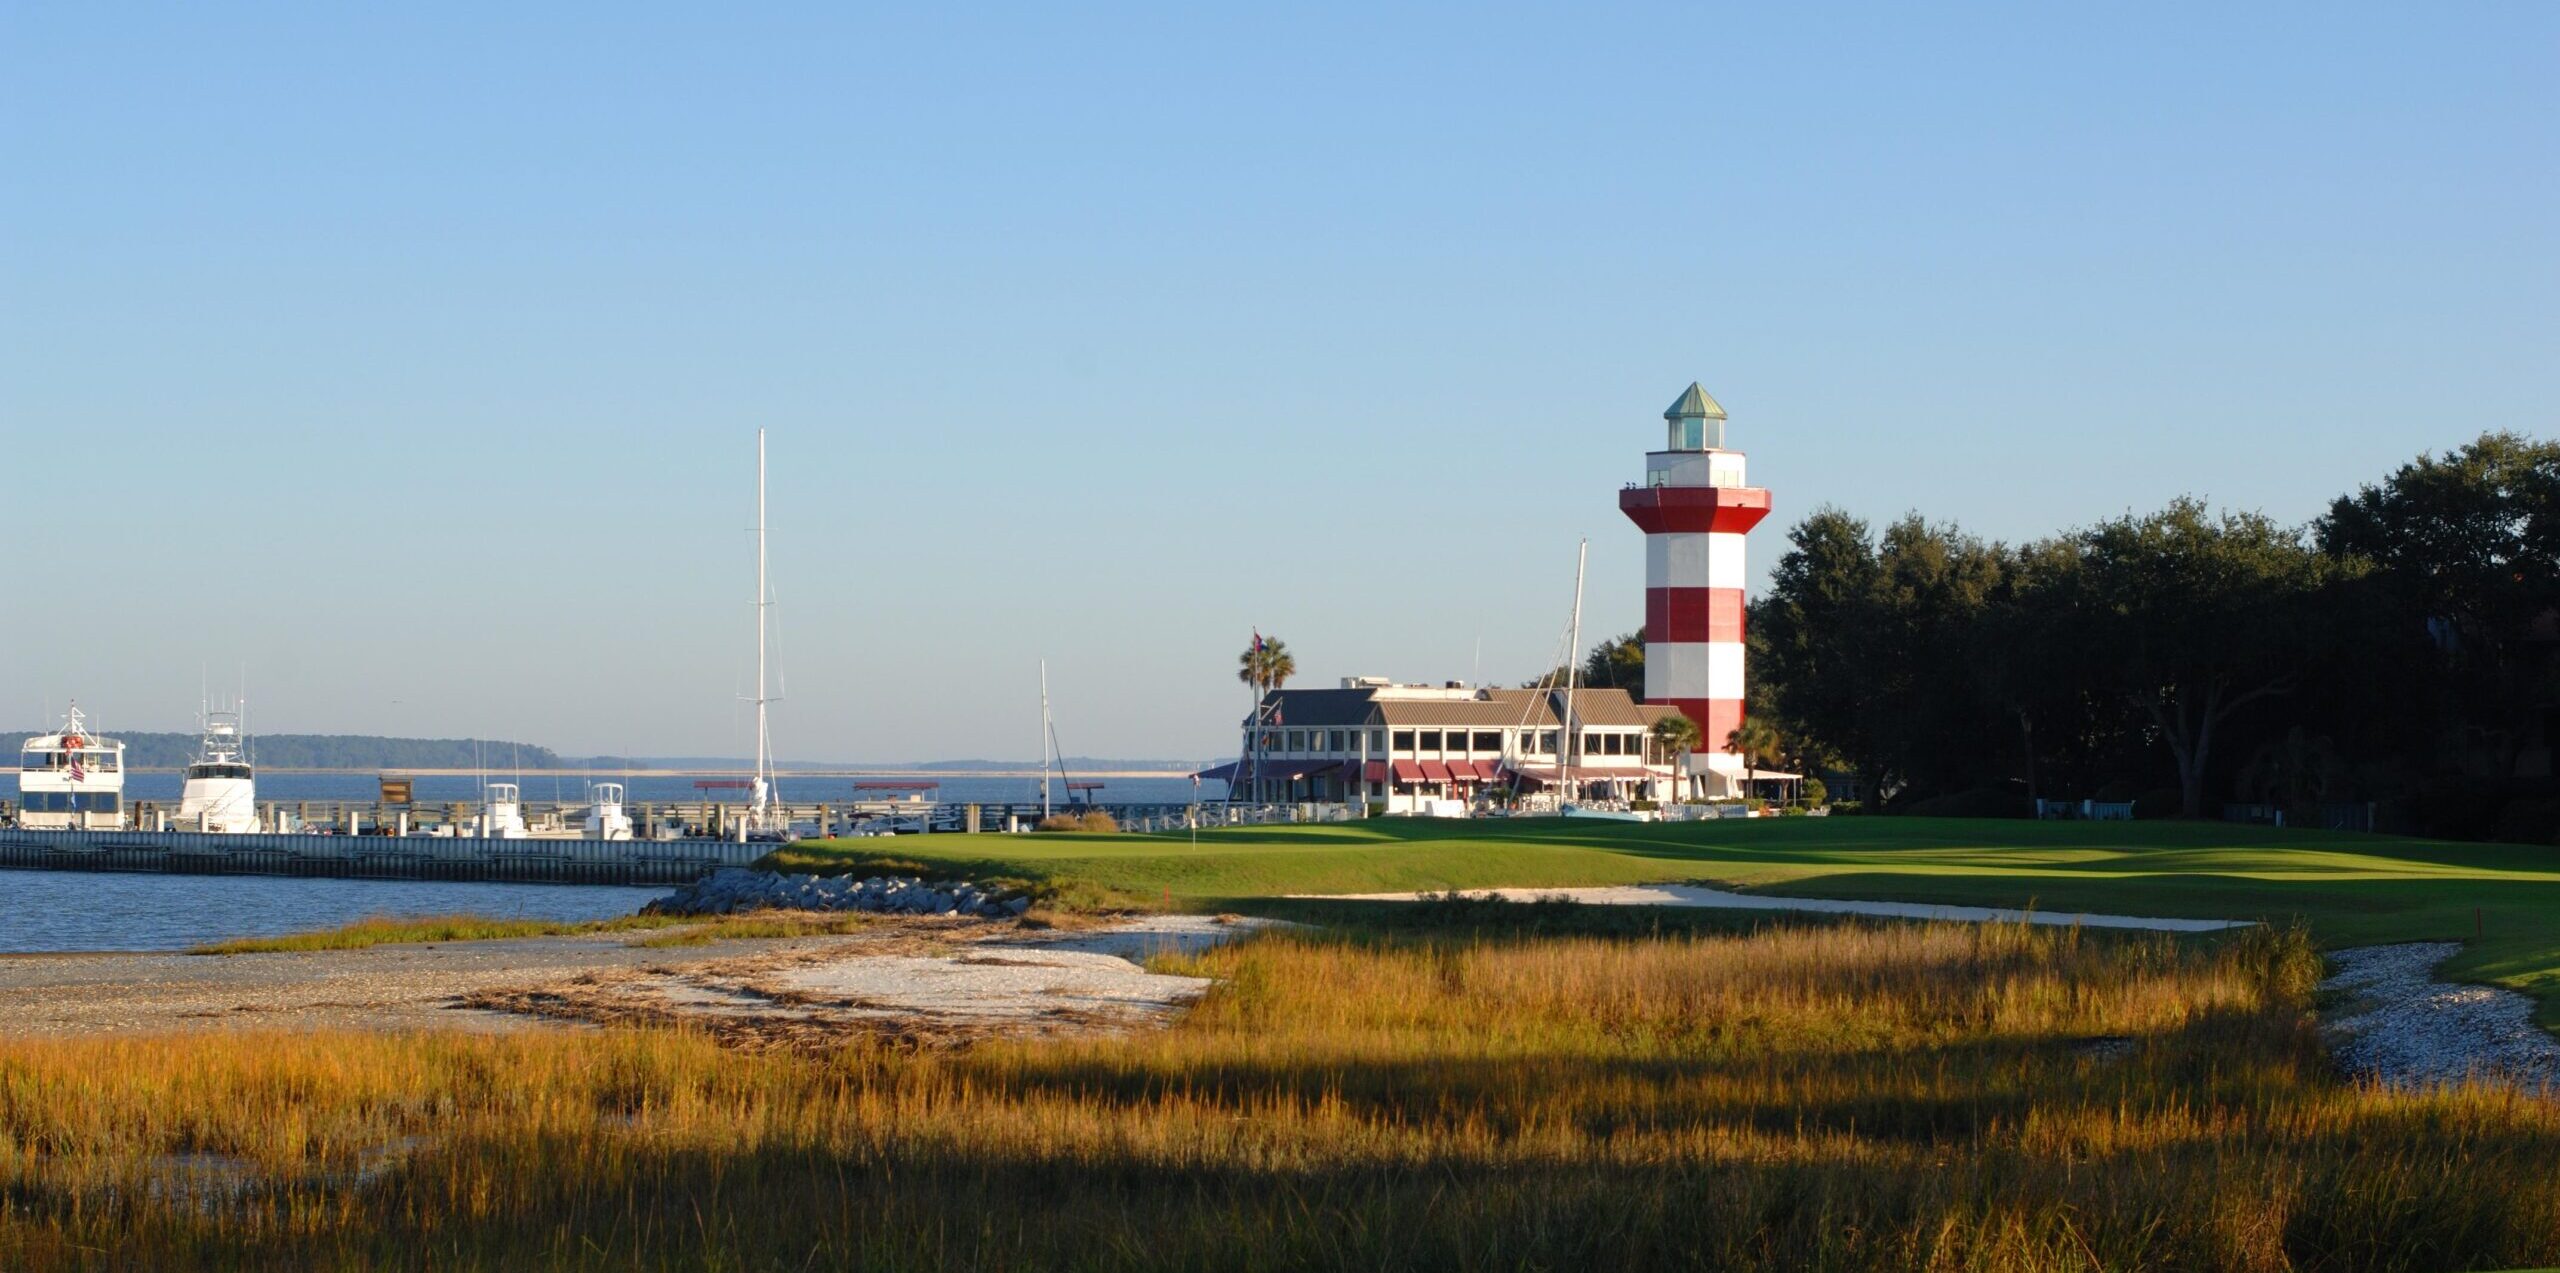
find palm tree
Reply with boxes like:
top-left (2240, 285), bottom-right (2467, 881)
top-left (1726, 717), bottom-right (1783, 802)
top-left (1648, 713), bottom-right (1704, 802)
top-left (1237, 637), bottom-right (1296, 694)
top-left (1648, 713), bottom-right (1702, 763)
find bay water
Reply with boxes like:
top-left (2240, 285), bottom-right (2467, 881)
top-left (0, 772), bottom-right (1215, 953)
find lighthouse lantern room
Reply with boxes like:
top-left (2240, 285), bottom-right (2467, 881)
top-left (1617, 383), bottom-right (1772, 798)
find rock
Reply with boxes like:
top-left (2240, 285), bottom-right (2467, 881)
top-left (644, 868), bottom-right (1031, 921)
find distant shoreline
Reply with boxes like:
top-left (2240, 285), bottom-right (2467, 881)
top-left (118, 767), bottom-right (1204, 780)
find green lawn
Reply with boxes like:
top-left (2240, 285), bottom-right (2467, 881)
top-left (768, 815), bottom-right (2560, 1027)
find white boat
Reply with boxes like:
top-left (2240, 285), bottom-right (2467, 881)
top-left (16, 705), bottom-right (128, 830)
top-left (480, 782), bottom-right (530, 839)
top-left (174, 706), bottom-right (260, 834)
top-left (584, 781), bottom-right (635, 841)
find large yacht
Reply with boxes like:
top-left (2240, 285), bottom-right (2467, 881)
top-left (17, 705), bottom-right (128, 831)
top-left (174, 707), bottom-right (260, 833)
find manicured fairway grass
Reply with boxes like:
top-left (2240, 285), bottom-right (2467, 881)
top-left (768, 816), bottom-right (2560, 1026)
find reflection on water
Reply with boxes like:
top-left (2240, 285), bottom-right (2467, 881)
top-left (0, 870), bottom-right (669, 953)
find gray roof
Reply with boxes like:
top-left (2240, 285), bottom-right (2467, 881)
top-left (1250, 688), bottom-right (1385, 729)
top-left (1664, 382), bottom-right (1726, 420)
top-left (1255, 686), bottom-right (1659, 730)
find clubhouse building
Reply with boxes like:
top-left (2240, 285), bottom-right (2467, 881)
top-left (1199, 678), bottom-right (1687, 813)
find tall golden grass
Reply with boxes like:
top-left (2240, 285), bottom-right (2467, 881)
top-left (187, 912), bottom-right (690, 954)
top-left (0, 920), bottom-right (2552, 1269)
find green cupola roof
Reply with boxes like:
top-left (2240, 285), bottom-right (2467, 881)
top-left (1664, 382), bottom-right (1727, 420)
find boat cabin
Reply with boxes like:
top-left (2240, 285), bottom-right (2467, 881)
top-left (17, 705), bottom-right (128, 831)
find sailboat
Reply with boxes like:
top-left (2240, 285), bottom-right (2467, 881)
top-left (1558, 539), bottom-right (1646, 822)
top-left (741, 428), bottom-right (796, 843)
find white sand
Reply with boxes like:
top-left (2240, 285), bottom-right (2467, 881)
top-left (0, 914), bottom-right (1280, 1042)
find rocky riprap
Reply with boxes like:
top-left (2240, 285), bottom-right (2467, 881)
top-left (645, 868), bottom-right (1031, 920)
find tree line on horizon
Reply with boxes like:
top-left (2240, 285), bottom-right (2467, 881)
top-left (1670, 430), bottom-right (2560, 839)
top-left (9, 733), bottom-right (567, 772)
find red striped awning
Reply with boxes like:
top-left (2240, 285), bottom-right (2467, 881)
top-left (1419, 760), bottom-right (1452, 783)
top-left (1391, 759), bottom-right (1425, 783)
top-left (1359, 761), bottom-right (1388, 784)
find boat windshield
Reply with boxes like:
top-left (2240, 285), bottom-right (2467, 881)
top-left (20, 748), bottom-right (120, 773)
top-left (186, 763), bottom-right (254, 780)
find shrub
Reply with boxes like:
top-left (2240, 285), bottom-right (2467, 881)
top-left (2091, 778), bottom-right (2144, 804)
top-left (1897, 787), bottom-right (2031, 819)
top-left (1035, 810), bottom-right (1120, 833)
top-left (2492, 797), bottom-right (2560, 846)
top-left (1801, 777), bottom-right (1827, 807)
top-left (2131, 787), bottom-right (2186, 820)
top-left (1629, 799), bottom-right (1658, 812)
top-left (1829, 800), bottom-right (1865, 815)
top-left (2418, 777), bottom-right (2513, 841)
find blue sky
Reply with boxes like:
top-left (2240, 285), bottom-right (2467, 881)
top-left (3, 3), bottom-right (2552, 760)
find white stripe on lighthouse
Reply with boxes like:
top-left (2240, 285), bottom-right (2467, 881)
top-left (1707, 533), bottom-right (1745, 589)
top-left (1705, 642), bottom-right (1744, 700)
top-left (1643, 532), bottom-right (1749, 589)
top-left (1647, 642), bottom-right (1743, 702)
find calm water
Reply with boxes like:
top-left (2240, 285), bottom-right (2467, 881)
top-left (0, 771), bottom-right (1215, 953)
top-left (5, 772), bottom-right (1218, 806)
top-left (0, 870), bottom-right (671, 953)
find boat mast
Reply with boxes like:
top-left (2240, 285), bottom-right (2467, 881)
top-left (1039, 659), bottom-right (1052, 819)
top-left (752, 427), bottom-right (774, 829)
top-left (1562, 538), bottom-right (1587, 806)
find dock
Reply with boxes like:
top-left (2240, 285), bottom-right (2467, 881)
top-left (0, 799), bottom-right (1349, 885)
top-left (0, 828), bottom-right (762, 885)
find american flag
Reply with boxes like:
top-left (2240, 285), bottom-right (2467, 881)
top-left (66, 744), bottom-right (85, 783)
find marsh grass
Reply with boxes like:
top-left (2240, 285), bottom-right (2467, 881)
top-left (187, 912), bottom-right (694, 954)
top-left (13, 919), bottom-right (2557, 1270)
top-left (193, 911), bottom-right (927, 955)
top-left (629, 912), bottom-right (890, 948)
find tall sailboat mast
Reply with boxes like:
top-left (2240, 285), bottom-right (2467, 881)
top-left (752, 427), bottom-right (775, 829)
top-left (1039, 659), bottom-right (1052, 819)
top-left (1562, 538), bottom-right (1587, 804)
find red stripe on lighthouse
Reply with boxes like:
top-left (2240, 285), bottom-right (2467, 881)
top-left (1645, 588), bottom-right (1745, 644)
top-left (1665, 698), bottom-right (1745, 750)
top-left (1619, 486), bottom-right (1771, 535)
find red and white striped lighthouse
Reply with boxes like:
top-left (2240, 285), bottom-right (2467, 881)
top-left (1617, 383), bottom-right (1771, 794)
